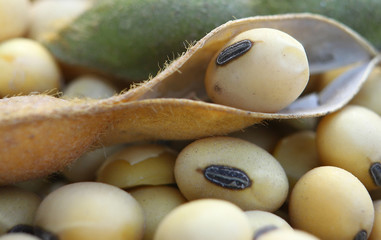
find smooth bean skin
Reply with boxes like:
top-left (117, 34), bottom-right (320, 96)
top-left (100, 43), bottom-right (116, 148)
top-left (96, 144), bottom-right (177, 189)
top-left (244, 210), bottom-right (292, 239)
top-left (0, 187), bottom-right (41, 235)
top-left (205, 28), bottom-right (309, 113)
top-left (255, 229), bottom-right (320, 240)
top-left (289, 166), bottom-right (374, 240)
top-left (34, 182), bottom-right (144, 240)
top-left (28, 0), bottom-right (92, 42)
top-left (273, 130), bottom-right (319, 194)
top-left (0, 233), bottom-right (40, 240)
top-left (316, 105), bottom-right (381, 190)
top-left (0, 0), bottom-right (30, 41)
top-left (0, 38), bottom-right (62, 97)
top-left (129, 186), bottom-right (187, 240)
top-left (63, 75), bottom-right (117, 99)
top-left (174, 136), bottom-right (288, 211)
top-left (153, 199), bottom-right (252, 240)
top-left (369, 200), bottom-right (381, 240)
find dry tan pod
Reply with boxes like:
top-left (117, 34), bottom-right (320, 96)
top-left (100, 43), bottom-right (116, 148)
top-left (0, 13), bottom-right (380, 184)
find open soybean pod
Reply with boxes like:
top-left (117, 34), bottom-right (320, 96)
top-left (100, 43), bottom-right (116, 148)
top-left (45, 0), bottom-right (381, 81)
top-left (0, 14), bottom-right (380, 185)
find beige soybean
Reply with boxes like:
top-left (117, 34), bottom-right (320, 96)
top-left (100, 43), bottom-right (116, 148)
top-left (0, 187), bottom-right (41, 235)
top-left (350, 67), bottom-right (381, 115)
top-left (316, 105), bottom-right (381, 190)
top-left (273, 130), bottom-right (320, 193)
top-left (174, 136), bottom-right (288, 211)
top-left (0, 233), bottom-right (40, 240)
top-left (255, 229), bottom-right (320, 240)
top-left (244, 210), bottom-right (292, 239)
top-left (34, 182), bottom-right (144, 240)
top-left (154, 199), bottom-right (252, 240)
top-left (129, 185), bottom-right (187, 240)
top-left (62, 75), bottom-right (117, 99)
top-left (0, 0), bottom-right (30, 41)
top-left (96, 144), bottom-right (177, 188)
top-left (369, 200), bottom-right (381, 240)
top-left (29, 0), bottom-right (93, 42)
top-left (289, 166), bottom-right (374, 240)
top-left (204, 28), bottom-right (309, 113)
top-left (0, 38), bottom-right (62, 97)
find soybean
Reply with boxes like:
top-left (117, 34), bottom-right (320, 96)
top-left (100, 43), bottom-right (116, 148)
top-left (204, 28), bottom-right (309, 113)
top-left (96, 144), bottom-right (177, 189)
top-left (316, 105), bottom-right (381, 190)
top-left (0, 187), bottom-right (41, 235)
top-left (129, 186), bottom-right (187, 240)
top-left (289, 166), bottom-right (374, 240)
top-left (34, 182), bottom-right (144, 240)
top-left (153, 199), bottom-right (252, 240)
top-left (174, 136), bottom-right (288, 211)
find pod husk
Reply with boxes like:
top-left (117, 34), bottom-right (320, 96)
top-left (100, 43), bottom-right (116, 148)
top-left (0, 14), bottom-right (380, 184)
top-left (46, 0), bottom-right (381, 81)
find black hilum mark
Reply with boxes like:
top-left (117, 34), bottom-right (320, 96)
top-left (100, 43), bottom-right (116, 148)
top-left (203, 165), bottom-right (251, 190)
top-left (369, 162), bottom-right (381, 186)
top-left (216, 39), bottom-right (253, 65)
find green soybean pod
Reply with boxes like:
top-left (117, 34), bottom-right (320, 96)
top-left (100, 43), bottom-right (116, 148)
top-left (46, 0), bottom-right (381, 81)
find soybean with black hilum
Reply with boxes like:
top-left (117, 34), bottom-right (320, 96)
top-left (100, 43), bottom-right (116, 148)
top-left (174, 136), bottom-right (288, 211)
top-left (244, 210), bottom-right (292, 239)
top-left (0, 187), bottom-right (41, 235)
top-left (204, 28), bottom-right (309, 113)
top-left (289, 166), bottom-right (374, 240)
top-left (45, 0), bottom-right (381, 81)
top-left (316, 105), bottom-right (381, 190)
top-left (34, 182), bottom-right (144, 240)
